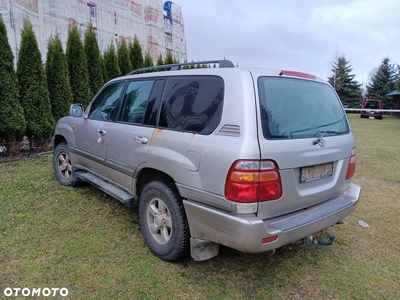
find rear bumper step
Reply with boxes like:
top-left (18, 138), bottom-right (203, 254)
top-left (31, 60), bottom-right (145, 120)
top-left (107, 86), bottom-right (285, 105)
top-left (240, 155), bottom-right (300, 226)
top-left (270, 198), bottom-right (351, 232)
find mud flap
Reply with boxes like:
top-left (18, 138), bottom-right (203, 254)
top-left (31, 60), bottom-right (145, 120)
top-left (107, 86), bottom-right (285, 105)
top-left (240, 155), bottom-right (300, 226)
top-left (190, 238), bottom-right (219, 261)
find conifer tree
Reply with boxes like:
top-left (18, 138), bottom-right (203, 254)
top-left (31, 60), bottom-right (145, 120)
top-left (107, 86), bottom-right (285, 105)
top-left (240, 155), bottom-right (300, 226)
top-left (100, 54), bottom-right (107, 84)
top-left (46, 34), bottom-right (73, 122)
top-left (103, 44), bottom-right (121, 81)
top-left (328, 55), bottom-right (362, 108)
top-left (0, 16), bottom-right (26, 142)
top-left (367, 57), bottom-right (398, 108)
top-left (396, 67), bottom-right (400, 91)
top-left (143, 51), bottom-right (154, 68)
top-left (84, 25), bottom-right (104, 97)
top-left (66, 26), bottom-right (91, 107)
top-left (164, 51), bottom-right (174, 65)
top-left (17, 19), bottom-right (53, 141)
top-left (181, 59), bottom-right (189, 70)
top-left (156, 53), bottom-right (164, 66)
top-left (117, 38), bottom-right (132, 75)
top-left (129, 35), bottom-right (144, 71)
top-left (156, 53), bottom-right (165, 71)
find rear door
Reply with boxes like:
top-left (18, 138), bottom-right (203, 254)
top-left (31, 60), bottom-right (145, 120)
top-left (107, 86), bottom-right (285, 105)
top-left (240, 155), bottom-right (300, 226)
top-left (105, 79), bottom-right (164, 191)
top-left (254, 73), bottom-right (355, 219)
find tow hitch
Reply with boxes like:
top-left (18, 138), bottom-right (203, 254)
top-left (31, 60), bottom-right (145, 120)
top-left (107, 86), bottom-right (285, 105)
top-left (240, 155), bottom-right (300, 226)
top-left (304, 233), bottom-right (336, 248)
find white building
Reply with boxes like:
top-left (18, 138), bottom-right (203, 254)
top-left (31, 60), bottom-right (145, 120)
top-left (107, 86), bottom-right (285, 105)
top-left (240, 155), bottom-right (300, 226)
top-left (0, 0), bottom-right (187, 64)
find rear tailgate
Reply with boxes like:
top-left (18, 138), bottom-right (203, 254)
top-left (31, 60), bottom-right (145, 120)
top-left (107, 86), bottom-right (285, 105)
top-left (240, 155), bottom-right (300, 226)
top-left (253, 72), bottom-right (355, 220)
top-left (257, 136), bottom-right (354, 219)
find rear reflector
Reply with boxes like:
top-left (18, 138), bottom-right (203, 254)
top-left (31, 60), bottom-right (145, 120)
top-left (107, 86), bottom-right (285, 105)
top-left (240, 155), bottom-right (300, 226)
top-left (262, 236), bottom-right (278, 244)
top-left (280, 70), bottom-right (316, 80)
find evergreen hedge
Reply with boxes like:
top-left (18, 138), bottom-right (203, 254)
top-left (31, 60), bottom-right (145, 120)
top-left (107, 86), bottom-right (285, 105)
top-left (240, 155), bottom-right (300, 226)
top-left (129, 35), bottom-right (144, 71)
top-left (46, 34), bottom-right (73, 122)
top-left (117, 38), bottom-right (132, 75)
top-left (16, 19), bottom-right (53, 142)
top-left (84, 25), bottom-right (104, 97)
top-left (66, 26), bottom-right (91, 107)
top-left (143, 51), bottom-right (154, 68)
top-left (103, 44), bottom-right (121, 82)
top-left (0, 16), bottom-right (26, 142)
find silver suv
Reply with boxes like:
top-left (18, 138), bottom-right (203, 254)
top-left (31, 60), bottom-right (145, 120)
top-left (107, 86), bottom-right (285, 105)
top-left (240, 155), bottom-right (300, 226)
top-left (52, 60), bottom-right (361, 261)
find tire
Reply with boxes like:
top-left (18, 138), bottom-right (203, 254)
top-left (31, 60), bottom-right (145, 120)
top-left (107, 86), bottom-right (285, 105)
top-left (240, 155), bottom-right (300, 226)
top-left (139, 180), bottom-right (190, 261)
top-left (53, 142), bottom-right (80, 187)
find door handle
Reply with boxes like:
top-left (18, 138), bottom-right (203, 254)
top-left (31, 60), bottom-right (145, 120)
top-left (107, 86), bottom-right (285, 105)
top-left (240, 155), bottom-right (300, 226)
top-left (97, 129), bottom-right (106, 135)
top-left (134, 136), bottom-right (148, 144)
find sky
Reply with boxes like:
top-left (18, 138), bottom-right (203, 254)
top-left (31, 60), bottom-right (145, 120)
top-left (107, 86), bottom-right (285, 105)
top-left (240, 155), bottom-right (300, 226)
top-left (178, 0), bottom-right (400, 89)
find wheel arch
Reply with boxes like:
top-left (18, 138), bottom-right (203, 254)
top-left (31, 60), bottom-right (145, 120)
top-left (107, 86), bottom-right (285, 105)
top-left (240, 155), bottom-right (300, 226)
top-left (53, 134), bottom-right (67, 149)
top-left (135, 168), bottom-right (177, 198)
top-left (52, 121), bottom-right (76, 149)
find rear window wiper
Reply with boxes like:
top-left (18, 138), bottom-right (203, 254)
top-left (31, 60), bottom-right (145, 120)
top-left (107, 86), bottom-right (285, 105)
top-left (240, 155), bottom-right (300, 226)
top-left (290, 117), bottom-right (346, 138)
top-left (290, 126), bottom-right (319, 137)
top-left (313, 130), bottom-right (342, 145)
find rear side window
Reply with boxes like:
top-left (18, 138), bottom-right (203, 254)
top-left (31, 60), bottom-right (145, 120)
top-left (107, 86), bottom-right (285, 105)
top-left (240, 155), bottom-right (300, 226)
top-left (258, 77), bottom-right (349, 139)
top-left (159, 76), bottom-right (224, 135)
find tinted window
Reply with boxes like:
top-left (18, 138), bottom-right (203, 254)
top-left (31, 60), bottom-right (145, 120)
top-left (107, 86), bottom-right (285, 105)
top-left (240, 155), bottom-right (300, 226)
top-left (120, 80), bottom-right (154, 124)
top-left (258, 77), bottom-right (349, 139)
top-left (159, 76), bottom-right (224, 134)
top-left (364, 101), bottom-right (380, 109)
top-left (88, 82), bottom-right (125, 121)
top-left (143, 79), bottom-right (165, 126)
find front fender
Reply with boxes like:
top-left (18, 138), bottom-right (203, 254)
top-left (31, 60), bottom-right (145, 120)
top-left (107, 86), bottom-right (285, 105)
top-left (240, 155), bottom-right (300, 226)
top-left (53, 117), bottom-right (80, 164)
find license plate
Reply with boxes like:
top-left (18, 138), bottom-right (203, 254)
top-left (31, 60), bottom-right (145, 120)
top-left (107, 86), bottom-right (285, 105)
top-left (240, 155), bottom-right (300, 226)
top-left (300, 162), bottom-right (333, 183)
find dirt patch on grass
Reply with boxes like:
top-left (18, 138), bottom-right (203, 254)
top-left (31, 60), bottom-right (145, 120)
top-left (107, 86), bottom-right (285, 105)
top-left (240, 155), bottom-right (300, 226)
top-left (0, 140), bottom-right (52, 163)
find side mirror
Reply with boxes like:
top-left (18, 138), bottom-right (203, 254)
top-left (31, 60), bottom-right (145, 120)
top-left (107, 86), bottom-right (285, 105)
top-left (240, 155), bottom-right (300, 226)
top-left (70, 104), bottom-right (84, 117)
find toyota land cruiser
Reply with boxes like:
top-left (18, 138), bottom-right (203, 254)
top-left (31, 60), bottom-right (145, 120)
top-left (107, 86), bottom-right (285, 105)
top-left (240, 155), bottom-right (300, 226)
top-left (52, 60), bottom-right (361, 261)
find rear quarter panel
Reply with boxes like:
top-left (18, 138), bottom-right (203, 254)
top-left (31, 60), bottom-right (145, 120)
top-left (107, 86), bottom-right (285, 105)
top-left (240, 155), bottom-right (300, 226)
top-left (142, 69), bottom-right (261, 211)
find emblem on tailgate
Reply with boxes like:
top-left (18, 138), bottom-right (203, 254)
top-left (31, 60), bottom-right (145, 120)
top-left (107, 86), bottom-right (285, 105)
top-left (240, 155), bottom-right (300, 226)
top-left (319, 139), bottom-right (326, 148)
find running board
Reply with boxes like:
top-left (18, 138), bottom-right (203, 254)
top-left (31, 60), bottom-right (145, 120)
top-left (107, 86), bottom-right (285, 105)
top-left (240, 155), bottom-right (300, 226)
top-left (76, 171), bottom-right (136, 207)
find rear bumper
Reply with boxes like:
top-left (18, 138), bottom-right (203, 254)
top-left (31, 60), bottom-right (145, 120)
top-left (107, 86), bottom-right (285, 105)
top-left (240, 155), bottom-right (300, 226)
top-left (183, 183), bottom-right (361, 253)
top-left (361, 111), bottom-right (383, 118)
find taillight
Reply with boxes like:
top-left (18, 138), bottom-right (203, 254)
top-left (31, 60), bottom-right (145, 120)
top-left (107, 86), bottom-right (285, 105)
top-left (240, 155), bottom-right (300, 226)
top-left (225, 160), bottom-right (282, 203)
top-left (346, 148), bottom-right (356, 179)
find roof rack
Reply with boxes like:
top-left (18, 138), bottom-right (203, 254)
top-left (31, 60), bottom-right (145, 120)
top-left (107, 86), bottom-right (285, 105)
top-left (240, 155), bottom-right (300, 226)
top-left (127, 59), bottom-right (235, 75)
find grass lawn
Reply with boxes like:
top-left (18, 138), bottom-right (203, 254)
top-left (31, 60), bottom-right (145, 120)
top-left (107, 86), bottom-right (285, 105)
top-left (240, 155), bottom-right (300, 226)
top-left (0, 114), bottom-right (399, 299)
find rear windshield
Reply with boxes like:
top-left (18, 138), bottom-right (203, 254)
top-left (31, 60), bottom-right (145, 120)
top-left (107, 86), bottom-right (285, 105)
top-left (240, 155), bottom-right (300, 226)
top-left (258, 77), bottom-right (349, 139)
top-left (364, 101), bottom-right (380, 109)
